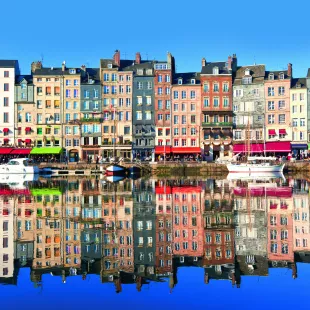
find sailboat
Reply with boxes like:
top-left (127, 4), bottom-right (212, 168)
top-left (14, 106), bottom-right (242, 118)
top-left (227, 121), bottom-right (284, 173)
top-left (105, 105), bottom-right (126, 176)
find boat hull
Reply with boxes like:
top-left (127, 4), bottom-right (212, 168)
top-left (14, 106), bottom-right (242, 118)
top-left (226, 163), bottom-right (284, 173)
top-left (0, 165), bottom-right (39, 174)
top-left (105, 164), bottom-right (125, 176)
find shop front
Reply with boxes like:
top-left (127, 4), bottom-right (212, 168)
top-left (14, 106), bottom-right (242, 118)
top-left (30, 147), bottom-right (64, 163)
top-left (291, 143), bottom-right (308, 158)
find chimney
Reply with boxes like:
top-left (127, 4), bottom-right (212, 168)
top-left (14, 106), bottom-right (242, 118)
top-left (232, 54), bottom-right (238, 71)
top-left (113, 50), bottom-right (120, 67)
top-left (202, 58), bottom-right (206, 67)
top-left (227, 55), bottom-right (232, 70)
top-left (288, 63), bottom-right (292, 77)
top-left (31, 61), bottom-right (42, 73)
top-left (135, 52), bottom-right (141, 64)
top-left (81, 65), bottom-right (86, 77)
top-left (62, 61), bottom-right (66, 72)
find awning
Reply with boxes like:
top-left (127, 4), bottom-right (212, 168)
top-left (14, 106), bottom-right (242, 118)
top-left (279, 129), bottom-right (286, 135)
top-left (233, 144), bottom-right (264, 153)
top-left (10, 148), bottom-right (31, 155)
top-left (25, 127), bottom-right (31, 131)
top-left (155, 146), bottom-right (172, 154)
top-left (30, 147), bottom-right (63, 155)
top-left (291, 143), bottom-right (308, 149)
top-left (3, 128), bottom-right (9, 133)
top-left (0, 148), bottom-right (13, 155)
top-left (54, 126), bottom-right (61, 129)
top-left (155, 186), bottom-right (172, 194)
top-left (30, 188), bottom-right (63, 196)
top-left (18, 127), bottom-right (21, 130)
top-left (265, 142), bottom-right (291, 152)
top-left (268, 129), bottom-right (276, 135)
top-left (25, 139), bottom-right (32, 143)
top-left (172, 147), bottom-right (201, 154)
top-left (18, 139), bottom-right (22, 142)
top-left (3, 138), bottom-right (9, 142)
top-left (172, 186), bottom-right (202, 193)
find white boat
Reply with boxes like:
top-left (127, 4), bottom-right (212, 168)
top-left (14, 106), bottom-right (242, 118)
top-left (227, 171), bottom-right (285, 182)
top-left (227, 156), bottom-right (284, 173)
top-left (0, 158), bottom-right (39, 174)
top-left (0, 173), bottom-right (39, 188)
top-left (105, 175), bottom-right (126, 183)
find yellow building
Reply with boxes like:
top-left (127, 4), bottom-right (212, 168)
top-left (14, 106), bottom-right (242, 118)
top-left (290, 78), bottom-right (308, 156)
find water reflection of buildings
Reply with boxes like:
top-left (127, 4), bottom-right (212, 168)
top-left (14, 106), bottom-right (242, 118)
top-left (1, 177), bottom-right (310, 288)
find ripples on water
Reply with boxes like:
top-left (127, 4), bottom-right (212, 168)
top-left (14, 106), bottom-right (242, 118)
top-left (0, 174), bottom-right (309, 309)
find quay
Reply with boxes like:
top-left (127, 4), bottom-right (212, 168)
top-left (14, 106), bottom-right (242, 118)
top-left (37, 161), bottom-right (310, 177)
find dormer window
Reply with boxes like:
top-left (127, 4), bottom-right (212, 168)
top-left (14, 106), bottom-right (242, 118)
top-left (245, 68), bottom-right (250, 76)
top-left (242, 76), bottom-right (252, 85)
top-left (137, 69), bottom-right (143, 75)
top-left (69, 69), bottom-right (76, 74)
top-left (146, 69), bottom-right (153, 75)
top-left (296, 83), bottom-right (301, 88)
top-left (191, 79), bottom-right (195, 85)
top-left (21, 83), bottom-right (27, 90)
top-left (108, 63), bottom-right (112, 69)
top-left (178, 78), bottom-right (182, 85)
top-left (279, 72), bottom-right (284, 80)
top-left (213, 67), bottom-right (219, 75)
top-left (269, 73), bottom-right (274, 80)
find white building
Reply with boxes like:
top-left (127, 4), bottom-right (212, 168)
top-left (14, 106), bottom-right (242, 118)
top-left (0, 60), bottom-right (19, 146)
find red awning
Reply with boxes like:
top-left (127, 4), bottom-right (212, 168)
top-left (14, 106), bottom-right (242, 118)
top-left (25, 139), bottom-right (32, 143)
top-left (3, 139), bottom-right (9, 142)
top-left (18, 139), bottom-right (22, 142)
top-left (268, 129), bottom-right (276, 135)
top-left (25, 127), bottom-right (31, 132)
top-left (234, 187), bottom-right (292, 197)
top-left (172, 186), bottom-right (202, 193)
top-left (233, 144), bottom-right (264, 153)
top-left (265, 142), bottom-right (291, 152)
top-left (279, 129), bottom-right (287, 135)
top-left (3, 128), bottom-right (9, 133)
top-left (0, 148), bottom-right (13, 154)
top-left (10, 148), bottom-right (31, 155)
top-left (171, 147), bottom-right (201, 154)
top-left (155, 146), bottom-right (172, 154)
top-left (18, 127), bottom-right (21, 130)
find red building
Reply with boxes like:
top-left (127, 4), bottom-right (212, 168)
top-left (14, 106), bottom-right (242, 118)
top-left (200, 55), bottom-right (237, 160)
top-left (154, 53), bottom-right (175, 158)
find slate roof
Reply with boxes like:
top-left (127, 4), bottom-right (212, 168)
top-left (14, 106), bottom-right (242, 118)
top-left (81, 68), bottom-right (101, 84)
top-left (33, 67), bottom-right (82, 76)
top-left (0, 60), bottom-right (18, 68)
top-left (15, 75), bottom-right (33, 85)
top-left (291, 77), bottom-right (307, 89)
top-left (265, 70), bottom-right (290, 80)
top-left (201, 61), bottom-right (230, 75)
top-left (234, 65), bottom-right (265, 85)
top-left (172, 72), bottom-right (201, 85)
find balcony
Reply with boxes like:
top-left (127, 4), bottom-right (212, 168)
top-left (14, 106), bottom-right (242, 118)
top-left (81, 131), bottom-right (102, 137)
top-left (80, 118), bottom-right (103, 123)
top-left (202, 122), bottom-right (233, 127)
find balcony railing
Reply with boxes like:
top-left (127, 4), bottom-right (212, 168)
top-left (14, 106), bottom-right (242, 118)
top-left (80, 118), bottom-right (103, 123)
top-left (202, 122), bottom-right (233, 127)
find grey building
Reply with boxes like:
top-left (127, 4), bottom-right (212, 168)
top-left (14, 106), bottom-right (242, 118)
top-left (133, 179), bottom-right (156, 278)
top-left (15, 75), bottom-right (34, 103)
top-left (131, 60), bottom-right (155, 159)
top-left (305, 70), bottom-right (310, 144)
top-left (232, 65), bottom-right (266, 153)
top-left (80, 67), bottom-right (102, 149)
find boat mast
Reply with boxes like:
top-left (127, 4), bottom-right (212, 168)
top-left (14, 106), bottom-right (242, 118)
top-left (246, 119), bottom-right (251, 160)
top-left (113, 105), bottom-right (116, 158)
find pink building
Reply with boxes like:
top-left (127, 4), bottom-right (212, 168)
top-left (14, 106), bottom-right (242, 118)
top-left (264, 65), bottom-right (292, 154)
top-left (170, 73), bottom-right (201, 159)
top-left (267, 187), bottom-right (294, 262)
top-left (172, 185), bottom-right (204, 257)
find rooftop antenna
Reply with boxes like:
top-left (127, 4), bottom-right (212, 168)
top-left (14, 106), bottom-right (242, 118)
top-left (254, 56), bottom-right (256, 65)
top-left (40, 53), bottom-right (44, 65)
top-left (146, 52), bottom-right (148, 61)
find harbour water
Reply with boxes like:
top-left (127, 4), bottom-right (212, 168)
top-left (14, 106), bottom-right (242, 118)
top-left (0, 174), bottom-right (309, 309)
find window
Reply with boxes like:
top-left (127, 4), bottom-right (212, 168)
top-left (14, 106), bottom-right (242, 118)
top-left (223, 98), bottom-right (229, 107)
top-left (137, 96), bottom-right (142, 105)
top-left (268, 114), bottom-right (275, 124)
top-left (213, 83), bottom-right (219, 91)
top-left (223, 83), bottom-right (229, 92)
top-left (136, 111), bottom-right (142, 120)
top-left (190, 91), bottom-right (196, 99)
top-left (234, 89), bottom-right (243, 97)
top-left (213, 97), bottom-right (219, 107)
top-left (74, 79), bottom-right (79, 86)
top-left (4, 83), bottom-right (9, 91)
top-left (278, 86), bottom-right (285, 95)
top-left (137, 81), bottom-right (143, 89)
top-left (203, 97), bottom-right (209, 107)
top-left (147, 81), bottom-right (152, 89)
top-left (173, 115), bottom-right (178, 124)
top-left (124, 126), bottom-right (130, 135)
top-left (145, 111), bottom-right (151, 120)
top-left (268, 87), bottom-right (274, 96)
top-left (165, 87), bottom-right (170, 95)
top-left (268, 101), bottom-right (275, 110)
top-left (278, 100), bottom-right (285, 109)
top-left (4, 71), bottom-right (9, 78)
top-left (292, 118), bottom-right (298, 127)
top-left (279, 72), bottom-right (284, 80)
top-left (182, 115), bottom-right (186, 124)
top-left (3, 112), bottom-right (9, 123)
top-left (3, 97), bottom-right (9, 107)
top-left (25, 113), bottom-right (31, 123)
top-left (234, 131), bottom-right (242, 140)
top-left (300, 93), bottom-right (305, 101)
top-left (103, 86), bottom-right (109, 94)
top-left (158, 75), bottom-right (162, 82)
top-left (253, 88), bottom-right (259, 96)
top-left (300, 118), bottom-right (306, 127)
top-left (279, 114), bottom-right (285, 124)
top-left (181, 91), bottom-right (186, 99)
top-left (165, 114), bottom-right (170, 121)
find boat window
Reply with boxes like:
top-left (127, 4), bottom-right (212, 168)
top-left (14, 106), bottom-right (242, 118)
top-left (9, 161), bottom-right (19, 165)
top-left (23, 160), bottom-right (28, 166)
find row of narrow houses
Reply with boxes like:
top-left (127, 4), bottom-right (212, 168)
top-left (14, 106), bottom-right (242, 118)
top-left (0, 51), bottom-right (309, 161)
top-left (1, 177), bottom-right (308, 286)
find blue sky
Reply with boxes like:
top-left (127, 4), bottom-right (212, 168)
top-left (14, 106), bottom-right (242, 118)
top-left (2, 0), bottom-right (310, 77)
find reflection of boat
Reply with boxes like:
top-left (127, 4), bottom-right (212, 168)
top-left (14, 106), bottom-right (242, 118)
top-left (0, 158), bottom-right (39, 174)
top-left (0, 173), bottom-right (39, 188)
top-left (106, 175), bottom-right (126, 183)
top-left (227, 172), bottom-right (285, 182)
